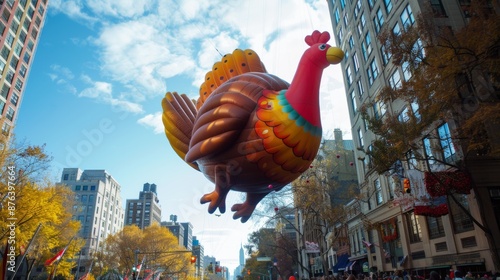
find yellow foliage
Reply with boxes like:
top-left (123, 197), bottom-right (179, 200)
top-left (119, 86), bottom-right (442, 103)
top-left (101, 224), bottom-right (194, 278)
top-left (0, 181), bottom-right (81, 278)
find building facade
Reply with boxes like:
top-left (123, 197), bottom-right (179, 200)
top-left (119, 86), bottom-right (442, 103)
top-left (0, 0), bottom-right (48, 143)
top-left (192, 236), bottom-right (205, 280)
top-left (327, 0), bottom-right (499, 276)
top-left (60, 168), bottom-right (125, 275)
top-left (125, 183), bottom-right (162, 229)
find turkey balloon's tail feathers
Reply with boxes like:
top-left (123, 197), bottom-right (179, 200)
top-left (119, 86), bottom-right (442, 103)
top-left (197, 49), bottom-right (267, 109)
top-left (161, 92), bottom-right (200, 171)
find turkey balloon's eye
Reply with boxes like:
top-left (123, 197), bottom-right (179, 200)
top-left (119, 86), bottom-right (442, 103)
top-left (318, 44), bottom-right (327, 51)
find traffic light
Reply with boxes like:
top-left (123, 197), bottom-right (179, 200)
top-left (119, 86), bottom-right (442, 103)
top-left (403, 178), bottom-right (411, 193)
top-left (190, 256), bottom-right (197, 264)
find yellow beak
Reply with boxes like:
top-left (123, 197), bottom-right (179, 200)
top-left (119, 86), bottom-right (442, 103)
top-left (326, 47), bottom-right (344, 64)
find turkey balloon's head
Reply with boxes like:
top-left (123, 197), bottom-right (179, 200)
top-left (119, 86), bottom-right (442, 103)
top-left (304, 31), bottom-right (344, 69)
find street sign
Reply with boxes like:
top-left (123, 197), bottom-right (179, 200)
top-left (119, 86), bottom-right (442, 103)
top-left (257, 257), bottom-right (271, 261)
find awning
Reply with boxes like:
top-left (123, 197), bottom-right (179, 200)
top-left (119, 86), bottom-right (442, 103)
top-left (333, 254), bottom-right (349, 272)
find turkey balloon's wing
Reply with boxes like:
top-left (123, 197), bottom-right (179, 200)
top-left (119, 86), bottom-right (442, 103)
top-left (162, 92), bottom-right (200, 171)
top-left (185, 92), bottom-right (256, 163)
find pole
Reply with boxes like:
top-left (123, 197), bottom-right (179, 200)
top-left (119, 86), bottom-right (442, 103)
top-left (11, 223), bottom-right (42, 279)
top-left (74, 250), bottom-right (82, 280)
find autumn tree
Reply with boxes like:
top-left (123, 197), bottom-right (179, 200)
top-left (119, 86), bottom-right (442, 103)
top-left (292, 144), bottom-right (358, 277)
top-left (101, 224), bottom-right (194, 279)
top-left (359, 0), bottom-right (500, 271)
top-left (0, 139), bottom-right (81, 279)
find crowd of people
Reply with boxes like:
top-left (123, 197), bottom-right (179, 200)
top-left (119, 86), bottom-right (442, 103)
top-left (299, 269), bottom-right (500, 280)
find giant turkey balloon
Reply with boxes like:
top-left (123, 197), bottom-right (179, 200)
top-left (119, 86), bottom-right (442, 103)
top-left (162, 30), bottom-right (344, 222)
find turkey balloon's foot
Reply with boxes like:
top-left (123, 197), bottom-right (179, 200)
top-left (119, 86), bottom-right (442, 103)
top-left (231, 192), bottom-right (268, 223)
top-left (231, 202), bottom-right (256, 223)
top-left (200, 191), bottom-right (227, 214)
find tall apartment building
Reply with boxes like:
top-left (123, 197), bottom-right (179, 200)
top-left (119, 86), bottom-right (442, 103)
top-left (125, 183), bottom-right (162, 229)
top-left (60, 168), bottom-right (125, 275)
top-left (327, 0), bottom-right (499, 276)
top-left (180, 222), bottom-right (193, 250)
top-left (0, 0), bottom-right (48, 142)
top-left (192, 236), bottom-right (205, 279)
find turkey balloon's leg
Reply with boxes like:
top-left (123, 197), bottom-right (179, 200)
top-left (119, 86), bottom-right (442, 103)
top-left (231, 192), bottom-right (268, 223)
top-left (200, 164), bottom-right (230, 214)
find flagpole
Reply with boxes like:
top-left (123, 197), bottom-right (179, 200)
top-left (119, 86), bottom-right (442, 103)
top-left (11, 223), bottom-right (42, 279)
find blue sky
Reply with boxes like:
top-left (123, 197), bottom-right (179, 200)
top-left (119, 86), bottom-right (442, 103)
top-left (14, 0), bottom-right (351, 272)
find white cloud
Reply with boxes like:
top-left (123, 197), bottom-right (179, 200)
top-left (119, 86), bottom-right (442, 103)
top-left (79, 75), bottom-right (143, 114)
top-left (50, 0), bottom-right (350, 137)
top-left (137, 112), bottom-right (163, 134)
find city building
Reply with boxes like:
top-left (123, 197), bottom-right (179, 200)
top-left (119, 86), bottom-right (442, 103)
top-left (161, 215), bottom-right (185, 248)
top-left (60, 168), bottom-right (125, 275)
top-left (0, 0), bottom-right (48, 143)
top-left (180, 222), bottom-right (193, 251)
top-left (234, 243), bottom-right (245, 278)
top-left (125, 182), bottom-right (161, 229)
top-left (294, 129), bottom-right (357, 278)
top-left (327, 0), bottom-right (499, 276)
top-left (192, 236), bottom-right (205, 280)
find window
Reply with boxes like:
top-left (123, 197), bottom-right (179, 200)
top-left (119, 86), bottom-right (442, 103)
top-left (354, 0), bottom-right (361, 18)
top-left (401, 4), bottom-right (415, 30)
top-left (368, 0), bottom-right (375, 9)
top-left (357, 128), bottom-right (364, 148)
top-left (350, 90), bottom-right (357, 112)
top-left (14, 43), bottom-right (23, 57)
top-left (430, 0), bottom-right (446, 17)
top-left (83, 185), bottom-right (88, 191)
top-left (373, 100), bottom-right (387, 119)
top-left (338, 27), bottom-right (343, 45)
top-left (2, 123), bottom-right (11, 136)
top-left (381, 45), bottom-right (391, 65)
top-left (6, 33), bottom-right (15, 47)
top-left (402, 61), bottom-right (412, 81)
top-left (427, 216), bottom-right (445, 239)
top-left (406, 211), bottom-right (422, 243)
top-left (6, 107), bottom-right (15, 121)
top-left (75, 185), bottom-right (81, 191)
top-left (91, 185), bottom-right (96, 191)
top-left (23, 18), bottom-right (31, 31)
top-left (15, 79), bottom-right (23, 91)
top-left (389, 69), bottom-right (401, 89)
top-left (357, 80), bottom-right (364, 97)
top-left (384, 0), bottom-right (393, 14)
top-left (0, 85), bottom-right (9, 99)
top-left (63, 174), bottom-right (69, 180)
top-left (449, 194), bottom-right (474, 233)
top-left (367, 59), bottom-right (379, 85)
top-left (353, 53), bottom-right (359, 73)
top-left (365, 32), bottom-right (373, 57)
top-left (423, 136), bottom-right (436, 164)
top-left (375, 179), bottom-right (383, 205)
top-left (360, 13), bottom-right (366, 28)
top-left (6, 70), bottom-right (15, 84)
top-left (10, 57), bottom-right (19, 70)
top-left (340, 0), bottom-right (346, 9)
top-left (437, 123), bottom-right (456, 162)
top-left (374, 8), bottom-right (384, 34)
top-left (398, 106), bottom-right (409, 123)
top-left (411, 100), bottom-right (420, 121)
top-left (1, 46), bottom-right (10, 61)
top-left (23, 52), bottom-right (31, 64)
top-left (348, 36), bottom-right (354, 49)
top-left (393, 23), bottom-right (401, 36)
top-left (334, 8), bottom-right (340, 24)
top-left (346, 65), bottom-right (353, 86)
top-left (0, 100), bottom-right (5, 115)
top-left (343, 13), bottom-right (349, 26)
